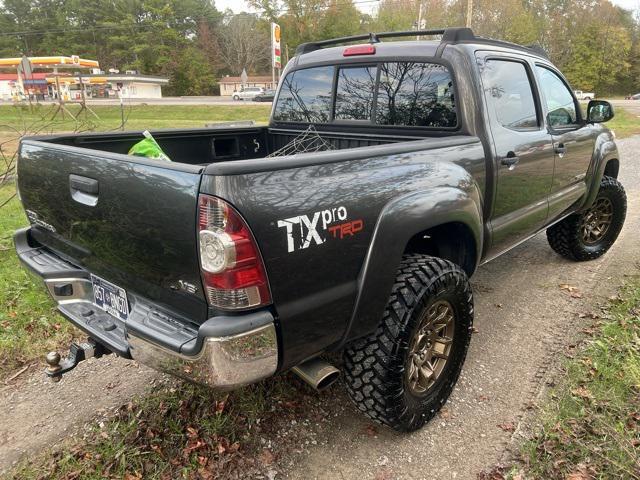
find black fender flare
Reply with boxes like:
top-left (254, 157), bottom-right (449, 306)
top-left (339, 185), bottom-right (483, 345)
top-left (580, 135), bottom-right (618, 210)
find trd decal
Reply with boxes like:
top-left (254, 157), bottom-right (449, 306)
top-left (277, 206), bottom-right (363, 253)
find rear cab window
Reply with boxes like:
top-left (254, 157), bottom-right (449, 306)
top-left (273, 61), bottom-right (458, 129)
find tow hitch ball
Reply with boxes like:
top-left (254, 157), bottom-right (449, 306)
top-left (45, 339), bottom-right (109, 382)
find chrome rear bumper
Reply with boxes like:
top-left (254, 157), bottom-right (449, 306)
top-left (14, 226), bottom-right (279, 390)
top-left (127, 324), bottom-right (278, 390)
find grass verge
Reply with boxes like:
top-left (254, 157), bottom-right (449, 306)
top-left (506, 278), bottom-right (640, 479)
top-left (608, 107), bottom-right (640, 139)
top-left (8, 376), bottom-right (329, 479)
top-left (0, 103), bottom-right (271, 132)
top-left (0, 183), bottom-right (80, 379)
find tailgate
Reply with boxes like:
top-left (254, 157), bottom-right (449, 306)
top-left (17, 140), bottom-right (207, 322)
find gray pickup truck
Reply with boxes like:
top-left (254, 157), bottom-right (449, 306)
top-left (15, 28), bottom-right (626, 432)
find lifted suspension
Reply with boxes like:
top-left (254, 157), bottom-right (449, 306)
top-left (45, 339), bottom-right (110, 382)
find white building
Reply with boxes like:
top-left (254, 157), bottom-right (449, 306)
top-left (99, 74), bottom-right (169, 99)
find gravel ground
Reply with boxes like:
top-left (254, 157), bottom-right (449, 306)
top-left (0, 136), bottom-right (638, 479)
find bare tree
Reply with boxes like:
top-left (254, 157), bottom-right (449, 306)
top-left (216, 13), bottom-right (271, 76)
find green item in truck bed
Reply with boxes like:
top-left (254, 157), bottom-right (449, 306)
top-left (128, 130), bottom-right (171, 161)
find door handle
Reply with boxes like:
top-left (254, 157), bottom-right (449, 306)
top-left (554, 143), bottom-right (566, 157)
top-left (500, 151), bottom-right (520, 169)
top-left (69, 174), bottom-right (99, 206)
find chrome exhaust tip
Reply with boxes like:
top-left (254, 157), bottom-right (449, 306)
top-left (292, 357), bottom-right (340, 391)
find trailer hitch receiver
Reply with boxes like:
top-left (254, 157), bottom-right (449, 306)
top-left (45, 339), bottom-right (110, 382)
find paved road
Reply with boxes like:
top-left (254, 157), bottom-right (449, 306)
top-left (1, 96), bottom-right (271, 107)
top-left (0, 137), bottom-right (638, 478)
top-left (610, 99), bottom-right (640, 117)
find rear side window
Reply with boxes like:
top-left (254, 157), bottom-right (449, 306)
top-left (376, 62), bottom-right (457, 127)
top-left (273, 66), bottom-right (333, 122)
top-left (480, 59), bottom-right (538, 130)
top-left (273, 61), bottom-right (458, 129)
top-left (334, 66), bottom-right (377, 121)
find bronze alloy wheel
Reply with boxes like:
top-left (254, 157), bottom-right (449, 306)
top-left (406, 299), bottom-right (455, 395)
top-left (581, 197), bottom-right (613, 245)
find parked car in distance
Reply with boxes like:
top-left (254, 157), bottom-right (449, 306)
top-left (253, 89), bottom-right (276, 102)
top-left (15, 27), bottom-right (626, 433)
top-left (232, 86), bottom-right (265, 101)
top-left (574, 90), bottom-right (595, 100)
top-left (624, 93), bottom-right (640, 100)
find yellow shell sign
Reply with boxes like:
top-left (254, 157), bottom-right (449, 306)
top-left (274, 24), bottom-right (281, 43)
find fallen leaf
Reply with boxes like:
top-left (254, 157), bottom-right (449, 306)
top-left (559, 284), bottom-right (579, 293)
top-left (497, 422), bottom-right (515, 432)
top-left (571, 386), bottom-right (593, 400)
top-left (440, 407), bottom-right (451, 419)
top-left (364, 424), bottom-right (378, 436)
top-left (258, 448), bottom-right (274, 466)
top-left (215, 394), bottom-right (229, 415)
top-left (373, 468), bottom-right (394, 480)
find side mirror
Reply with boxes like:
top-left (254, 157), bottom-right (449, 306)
top-left (587, 100), bottom-right (614, 123)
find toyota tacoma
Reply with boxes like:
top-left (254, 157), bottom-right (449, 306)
top-left (14, 28), bottom-right (626, 432)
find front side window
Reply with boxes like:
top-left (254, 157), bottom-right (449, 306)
top-left (334, 66), bottom-right (376, 121)
top-left (273, 66), bottom-right (334, 122)
top-left (376, 62), bottom-right (457, 127)
top-left (480, 59), bottom-right (538, 130)
top-left (535, 66), bottom-right (578, 128)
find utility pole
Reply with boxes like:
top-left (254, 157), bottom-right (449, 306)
top-left (466, 0), bottom-right (473, 28)
top-left (416, 3), bottom-right (424, 40)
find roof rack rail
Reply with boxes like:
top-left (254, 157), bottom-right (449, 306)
top-left (296, 27), bottom-right (474, 55)
top-left (294, 27), bottom-right (549, 60)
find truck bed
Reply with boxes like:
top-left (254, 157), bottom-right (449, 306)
top-left (41, 126), bottom-right (419, 166)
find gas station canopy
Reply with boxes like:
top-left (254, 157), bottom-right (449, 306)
top-left (0, 56), bottom-right (99, 69)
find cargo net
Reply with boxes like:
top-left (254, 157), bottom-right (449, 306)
top-left (267, 125), bottom-right (335, 157)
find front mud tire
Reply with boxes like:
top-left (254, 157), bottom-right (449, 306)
top-left (343, 255), bottom-right (473, 432)
top-left (546, 176), bottom-right (626, 261)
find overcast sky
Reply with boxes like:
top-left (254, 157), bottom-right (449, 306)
top-left (215, 0), bottom-right (640, 15)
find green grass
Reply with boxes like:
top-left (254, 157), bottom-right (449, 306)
top-left (0, 183), bottom-right (80, 378)
top-left (9, 377), bottom-right (316, 479)
top-left (0, 103), bottom-right (271, 133)
top-left (516, 279), bottom-right (640, 479)
top-left (607, 107), bottom-right (640, 139)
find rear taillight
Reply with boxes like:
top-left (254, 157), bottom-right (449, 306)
top-left (198, 195), bottom-right (271, 310)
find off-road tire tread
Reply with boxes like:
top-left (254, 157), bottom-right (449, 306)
top-left (546, 176), bottom-right (626, 261)
top-left (343, 254), bottom-right (473, 432)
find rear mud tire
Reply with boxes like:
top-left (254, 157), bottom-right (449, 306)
top-left (343, 255), bottom-right (473, 432)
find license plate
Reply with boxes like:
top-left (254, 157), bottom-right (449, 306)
top-left (91, 274), bottom-right (129, 321)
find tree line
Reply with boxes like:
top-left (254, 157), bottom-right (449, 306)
top-left (0, 0), bottom-right (638, 96)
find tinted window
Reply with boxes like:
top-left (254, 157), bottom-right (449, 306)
top-left (481, 60), bottom-right (538, 129)
top-left (334, 66), bottom-right (376, 121)
top-left (535, 66), bottom-right (577, 127)
top-left (273, 66), bottom-right (334, 122)
top-left (376, 62), bottom-right (456, 127)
